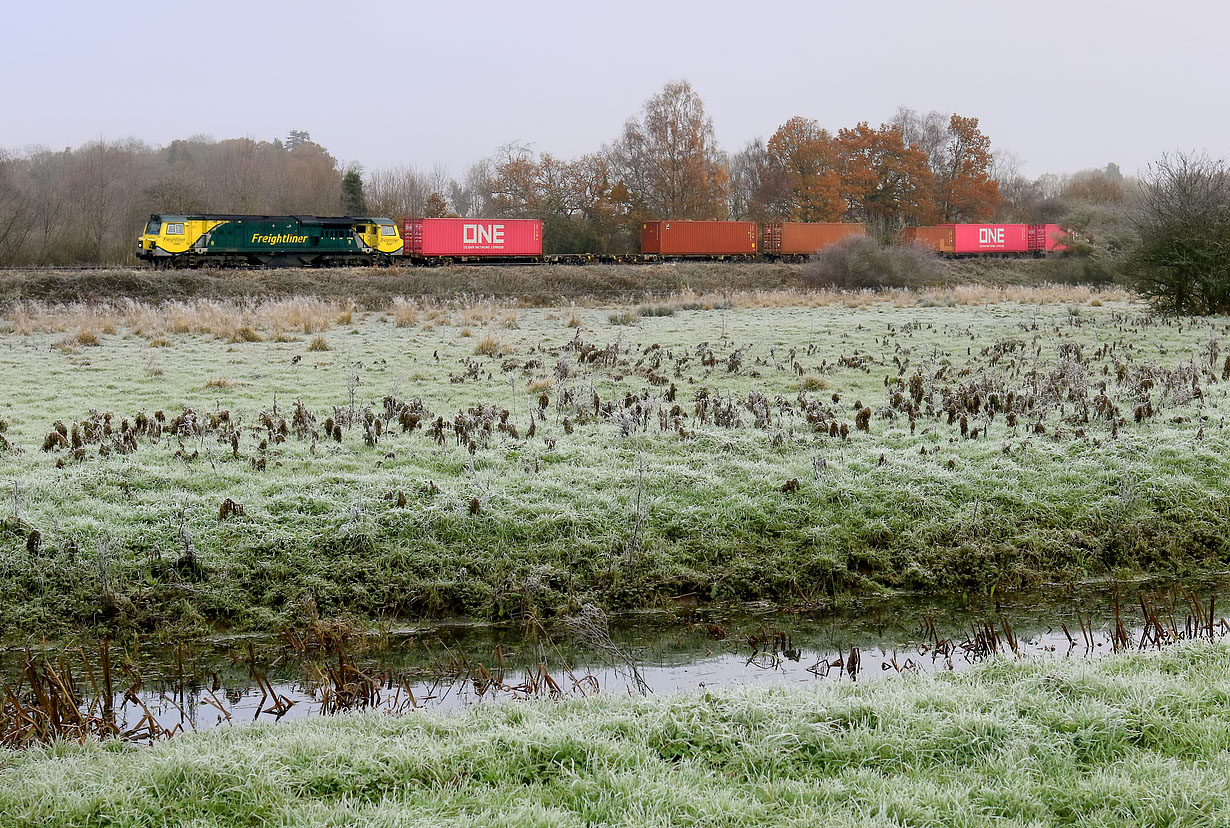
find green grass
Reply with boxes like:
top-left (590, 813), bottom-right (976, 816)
top-left (1, 643), bottom-right (1228, 826)
top-left (1, 292), bottom-right (1228, 636)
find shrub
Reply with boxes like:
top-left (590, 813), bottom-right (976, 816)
top-left (637, 305), bottom-right (676, 317)
top-left (608, 310), bottom-right (638, 325)
top-left (1021, 254), bottom-right (1118, 286)
top-left (1124, 152), bottom-right (1230, 314)
top-left (802, 236), bottom-right (944, 290)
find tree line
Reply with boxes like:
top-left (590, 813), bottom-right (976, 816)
top-left (0, 80), bottom-right (1136, 264)
top-left (0, 132), bottom-right (345, 265)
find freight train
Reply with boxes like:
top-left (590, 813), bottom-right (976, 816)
top-left (137, 214), bottom-right (1064, 267)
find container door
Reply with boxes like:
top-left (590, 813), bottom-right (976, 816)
top-left (763, 224), bottom-right (780, 255)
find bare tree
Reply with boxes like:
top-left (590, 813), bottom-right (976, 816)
top-left (728, 138), bottom-right (771, 220)
top-left (68, 140), bottom-right (141, 261)
top-left (450, 159), bottom-right (494, 217)
top-left (0, 150), bottom-right (34, 264)
top-left (891, 106), bottom-right (948, 172)
top-left (367, 164), bottom-right (451, 218)
top-left (609, 80), bottom-right (729, 219)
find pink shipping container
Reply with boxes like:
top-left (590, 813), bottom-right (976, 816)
top-left (641, 221), bottom-right (757, 256)
top-left (906, 224), bottom-right (1066, 254)
top-left (401, 218), bottom-right (542, 258)
top-left (952, 224), bottom-right (1030, 253)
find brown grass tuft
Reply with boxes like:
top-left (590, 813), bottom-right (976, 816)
top-left (54, 327), bottom-right (100, 350)
top-left (392, 298), bottom-right (419, 328)
top-left (474, 332), bottom-right (510, 357)
top-left (308, 334), bottom-right (330, 352)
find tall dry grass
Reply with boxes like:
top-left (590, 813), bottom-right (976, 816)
top-left (391, 297), bottom-right (419, 328)
top-left (721, 284), bottom-right (1133, 309)
top-left (1, 298), bottom-right (345, 341)
top-left (0, 285), bottom-right (1136, 345)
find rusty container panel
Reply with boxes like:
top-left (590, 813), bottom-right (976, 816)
top-left (401, 218), bottom-right (542, 257)
top-left (641, 221), bottom-right (758, 255)
top-left (902, 225), bottom-right (956, 254)
top-left (764, 222), bottom-right (865, 255)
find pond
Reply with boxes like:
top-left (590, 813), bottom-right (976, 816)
top-left (3, 576), bottom-right (1227, 743)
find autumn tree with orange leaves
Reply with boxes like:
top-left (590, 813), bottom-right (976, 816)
top-left (936, 115), bottom-right (1000, 221)
top-left (835, 122), bottom-right (936, 229)
top-left (765, 116), bottom-right (844, 222)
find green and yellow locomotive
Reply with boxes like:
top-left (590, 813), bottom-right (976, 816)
top-left (136, 214), bottom-right (403, 267)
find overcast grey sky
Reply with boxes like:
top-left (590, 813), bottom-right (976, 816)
top-left (3, 0), bottom-right (1225, 179)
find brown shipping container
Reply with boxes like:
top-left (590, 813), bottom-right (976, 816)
top-left (762, 222), bottom-right (865, 255)
top-left (641, 220), bottom-right (758, 256)
top-left (902, 225), bottom-right (956, 254)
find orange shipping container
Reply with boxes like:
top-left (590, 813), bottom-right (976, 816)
top-left (902, 225), bottom-right (956, 254)
top-left (641, 221), bottom-right (758, 256)
top-left (762, 222), bottom-right (865, 255)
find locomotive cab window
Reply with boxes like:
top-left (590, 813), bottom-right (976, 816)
top-left (381, 225), bottom-right (396, 236)
top-left (166, 223), bottom-right (185, 235)
top-left (145, 220), bottom-right (161, 235)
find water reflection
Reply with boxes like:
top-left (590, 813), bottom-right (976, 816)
top-left (2, 578), bottom-right (1227, 744)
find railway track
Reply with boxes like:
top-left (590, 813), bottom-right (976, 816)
top-left (0, 259), bottom-right (780, 271)
top-left (0, 265), bottom-right (143, 272)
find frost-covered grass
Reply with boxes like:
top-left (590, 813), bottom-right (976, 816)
top-left (2, 643), bottom-right (1228, 827)
top-left (0, 292), bottom-right (1228, 635)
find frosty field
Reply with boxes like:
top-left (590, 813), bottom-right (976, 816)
top-left (0, 285), bottom-right (1227, 636)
